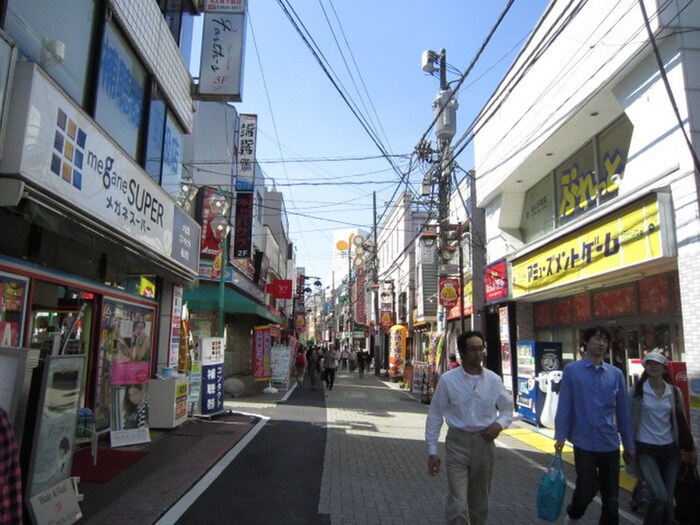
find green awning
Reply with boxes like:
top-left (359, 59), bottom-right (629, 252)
top-left (184, 283), bottom-right (281, 324)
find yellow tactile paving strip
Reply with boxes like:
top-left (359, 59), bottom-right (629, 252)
top-left (503, 426), bottom-right (636, 491)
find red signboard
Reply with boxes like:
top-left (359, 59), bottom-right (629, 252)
top-left (197, 186), bottom-right (231, 259)
top-left (380, 308), bottom-right (393, 330)
top-left (267, 279), bottom-right (292, 299)
top-left (484, 260), bottom-right (508, 303)
top-left (439, 277), bottom-right (459, 308)
top-left (233, 192), bottom-right (254, 258)
top-left (354, 268), bottom-right (367, 325)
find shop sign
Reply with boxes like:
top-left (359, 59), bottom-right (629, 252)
top-left (235, 114), bottom-right (257, 191)
top-left (484, 259), bottom-right (508, 303)
top-left (511, 194), bottom-right (673, 298)
top-left (447, 280), bottom-right (473, 319)
top-left (200, 363), bottom-right (224, 415)
top-left (1, 63), bottom-right (200, 276)
top-left (267, 279), bottom-right (292, 299)
top-left (234, 192), bottom-right (254, 258)
top-left (204, 0), bottom-right (245, 13)
top-left (439, 277), bottom-right (459, 308)
top-left (198, 12), bottom-right (245, 101)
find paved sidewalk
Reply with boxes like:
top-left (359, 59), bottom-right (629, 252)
top-left (316, 370), bottom-right (642, 525)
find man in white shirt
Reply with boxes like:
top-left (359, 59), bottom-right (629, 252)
top-left (425, 330), bottom-right (514, 525)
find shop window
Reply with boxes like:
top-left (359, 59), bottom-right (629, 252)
top-left (29, 282), bottom-right (93, 358)
top-left (94, 20), bottom-right (147, 159)
top-left (4, 0), bottom-right (99, 107)
top-left (0, 272), bottom-right (29, 346)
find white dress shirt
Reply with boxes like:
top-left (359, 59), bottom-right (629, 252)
top-left (425, 366), bottom-right (514, 455)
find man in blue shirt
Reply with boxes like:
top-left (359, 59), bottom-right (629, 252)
top-left (554, 326), bottom-right (635, 524)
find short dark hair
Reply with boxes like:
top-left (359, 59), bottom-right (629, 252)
top-left (457, 331), bottom-right (485, 353)
top-left (582, 325), bottom-right (611, 344)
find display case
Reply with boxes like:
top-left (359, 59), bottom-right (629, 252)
top-left (148, 377), bottom-right (188, 429)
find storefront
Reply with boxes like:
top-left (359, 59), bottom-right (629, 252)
top-left (508, 193), bottom-right (679, 383)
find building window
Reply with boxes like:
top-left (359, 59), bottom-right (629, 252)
top-left (4, 0), bottom-right (99, 107)
top-left (521, 115), bottom-right (633, 242)
top-left (161, 112), bottom-right (184, 198)
top-left (94, 20), bottom-right (146, 159)
top-left (145, 85), bottom-right (166, 184)
top-left (596, 114), bottom-right (632, 207)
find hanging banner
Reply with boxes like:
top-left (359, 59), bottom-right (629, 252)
top-left (235, 114), bottom-right (257, 191)
top-left (233, 192), bottom-right (254, 258)
top-left (388, 325), bottom-right (407, 379)
top-left (252, 325), bottom-right (272, 381)
top-left (354, 267), bottom-right (367, 324)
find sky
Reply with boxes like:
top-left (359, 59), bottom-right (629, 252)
top-left (197, 0), bottom-right (550, 287)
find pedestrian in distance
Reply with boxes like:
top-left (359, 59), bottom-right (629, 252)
top-left (357, 349), bottom-right (370, 378)
top-left (349, 348), bottom-right (358, 374)
top-left (340, 346), bottom-right (350, 370)
top-left (629, 350), bottom-right (695, 525)
top-left (554, 325), bottom-right (636, 525)
top-left (306, 346), bottom-right (321, 390)
top-left (294, 346), bottom-right (307, 389)
top-left (425, 330), bottom-right (514, 525)
top-left (448, 354), bottom-right (460, 369)
top-left (323, 344), bottom-right (339, 390)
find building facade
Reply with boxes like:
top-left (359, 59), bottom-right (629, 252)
top-left (473, 0), bottom-right (700, 437)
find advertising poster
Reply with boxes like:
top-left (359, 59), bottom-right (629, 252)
top-left (93, 297), bottom-right (154, 436)
top-left (252, 325), bottom-right (272, 381)
top-left (26, 356), bottom-right (84, 499)
top-left (110, 383), bottom-right (151, 448)
top-left (270, 345), bottom-right (291, 387)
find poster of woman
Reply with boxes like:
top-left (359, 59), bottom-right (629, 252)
top-left (110, 384), bottom-right (151, 447)
top-left (92, 297), bottom-right (154, 440)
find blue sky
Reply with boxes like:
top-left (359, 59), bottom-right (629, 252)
top-left (197, 1), bottom-right (550, 286)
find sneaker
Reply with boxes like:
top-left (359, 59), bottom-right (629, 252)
top-left (564, 516), bottom-right (578, 525)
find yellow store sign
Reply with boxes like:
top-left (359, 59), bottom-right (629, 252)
top-left (512, 194), bottom-right (673, 298)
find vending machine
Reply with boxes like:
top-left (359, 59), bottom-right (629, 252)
top-left (516, 341), bottom-right (563, 426)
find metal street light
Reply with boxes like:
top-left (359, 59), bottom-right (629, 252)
top-left (208, 191), bottom-right (231, 337)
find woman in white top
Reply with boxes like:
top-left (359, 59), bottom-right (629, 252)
top-left (630, 351), bottom-right (695, 524)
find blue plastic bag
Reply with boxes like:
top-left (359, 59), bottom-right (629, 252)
top-left (537, 451), bottom-right (567, 522)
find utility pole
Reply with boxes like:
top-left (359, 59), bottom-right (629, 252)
top-left (373, 191), bottom-right (381, 375)
top-left (424, 48), bottom-right (459, 363)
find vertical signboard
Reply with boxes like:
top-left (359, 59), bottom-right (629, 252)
top-left (168, 285), bottom-right (183, 369)
top-left (235, 114), bottom-right (257, 191)
top-left (233, 191), bottom-right (254, 258)
top-left (198, 10), bottom-right (245, 101)
top-left (199, 337), bottom-right (224, 416)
